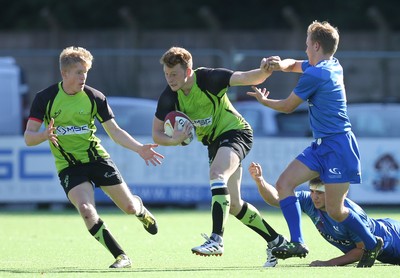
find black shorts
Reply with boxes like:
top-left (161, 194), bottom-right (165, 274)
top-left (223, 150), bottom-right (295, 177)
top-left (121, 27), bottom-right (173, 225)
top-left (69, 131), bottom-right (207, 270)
top-left (207, 129), bottom-right (253, 165)
top-left (58, 158), bottom-right (124, 195)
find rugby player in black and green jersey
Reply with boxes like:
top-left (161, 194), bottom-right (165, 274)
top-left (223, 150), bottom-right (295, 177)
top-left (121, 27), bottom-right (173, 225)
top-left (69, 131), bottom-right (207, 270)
top-left (24, 46), bottom-right (164, 268)
top-left (152, 46), bottom-right (287, 267)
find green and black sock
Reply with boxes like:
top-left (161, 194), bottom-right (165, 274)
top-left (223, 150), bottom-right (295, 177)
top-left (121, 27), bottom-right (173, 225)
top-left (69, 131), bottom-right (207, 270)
top-left (210, 179), bottom-right (230, 238)
top-left (235, 201), bottom-right (279, 242)
top-left (89, 218), bottom-right (124, 258)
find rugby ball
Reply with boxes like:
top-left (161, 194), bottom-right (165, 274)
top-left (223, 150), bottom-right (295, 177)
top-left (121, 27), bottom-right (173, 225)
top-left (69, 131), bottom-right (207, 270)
top-left (164, 111), bottom-right (195, 146)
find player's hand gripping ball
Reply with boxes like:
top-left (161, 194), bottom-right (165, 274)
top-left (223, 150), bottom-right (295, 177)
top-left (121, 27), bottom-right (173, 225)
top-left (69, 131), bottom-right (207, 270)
top-left (164, 111), bottom-right (195, 146)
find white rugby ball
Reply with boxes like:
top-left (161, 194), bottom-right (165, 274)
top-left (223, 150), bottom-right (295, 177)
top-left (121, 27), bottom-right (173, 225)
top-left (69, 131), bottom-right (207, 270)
top-left (164, 111), bottom-right (195, 146)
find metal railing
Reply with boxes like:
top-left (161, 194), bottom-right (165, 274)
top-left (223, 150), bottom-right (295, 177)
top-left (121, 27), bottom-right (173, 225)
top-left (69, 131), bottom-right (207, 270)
top-left (1, 48), bottom-right (400, 101)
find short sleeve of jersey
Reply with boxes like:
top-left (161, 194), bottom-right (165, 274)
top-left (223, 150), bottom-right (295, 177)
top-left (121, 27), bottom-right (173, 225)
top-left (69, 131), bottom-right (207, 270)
top-left (29, 93), bottom-right (48, 122)
top-left (86, 86), bottom-right (114, 123)
top-left (155, 86), bottom-right (178, 121)
top-left (195, 67), bottom-right (233, 97)
top-left (296, 191), bottom-right (317, 216)
top-left (293, 61), bottom-right (320, 101)
top-left (28, 84), bottom-right (59, 122)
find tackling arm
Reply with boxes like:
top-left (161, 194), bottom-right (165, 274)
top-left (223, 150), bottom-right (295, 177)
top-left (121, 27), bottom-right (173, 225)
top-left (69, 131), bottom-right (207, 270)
top-left (310, 242), bottom-right (364, 266)
top-left (248, 162), bottom-right (280, 207)
top-left (270, 58), bottom-right (304, 73)
top-left (229, 58), bottom-right (273, 86)
top-left (247, 89), bottom-right (304, 114)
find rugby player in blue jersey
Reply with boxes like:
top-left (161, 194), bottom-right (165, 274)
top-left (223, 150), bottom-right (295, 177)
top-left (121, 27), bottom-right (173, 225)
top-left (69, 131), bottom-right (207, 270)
top-left (249, 162), bottom-right (400, 266)
top-left (247, 20), bottom-right (383, 267)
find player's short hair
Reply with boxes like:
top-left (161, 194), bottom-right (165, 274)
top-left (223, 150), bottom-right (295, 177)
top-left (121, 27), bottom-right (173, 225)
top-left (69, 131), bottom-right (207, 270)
top-left (309, 176), bottom-right (325, 192)
top-left (59, 46), bottom-right (93, 72)
top-left (307, 21), bottom-right (339, 55)
top-left (160, 46), bottom-right (193, 69)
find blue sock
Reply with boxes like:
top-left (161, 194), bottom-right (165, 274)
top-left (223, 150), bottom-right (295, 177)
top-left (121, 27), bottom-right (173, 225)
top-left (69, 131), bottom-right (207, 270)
top-left (340, 210), bottom-right (377, 250)
top-left (279, 196), bottom-right (304, 243)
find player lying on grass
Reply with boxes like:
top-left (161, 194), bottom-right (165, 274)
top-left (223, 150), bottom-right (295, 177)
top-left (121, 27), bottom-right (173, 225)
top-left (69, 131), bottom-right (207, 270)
top-left (249, 162), bottom-right (400, 266)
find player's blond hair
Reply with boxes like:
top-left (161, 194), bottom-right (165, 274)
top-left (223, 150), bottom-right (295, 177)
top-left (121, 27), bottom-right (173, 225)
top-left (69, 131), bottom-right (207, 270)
top-left (307, 21), bottom-right (339, 55)
top-left (59, 46), bottom-right (93, 72)
top-left (160, 46), bottom-right (193, 69)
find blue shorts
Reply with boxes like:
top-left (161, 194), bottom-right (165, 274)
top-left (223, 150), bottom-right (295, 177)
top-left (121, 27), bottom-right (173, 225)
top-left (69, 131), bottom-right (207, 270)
top-left (296, 131), bottom-right (362, 184)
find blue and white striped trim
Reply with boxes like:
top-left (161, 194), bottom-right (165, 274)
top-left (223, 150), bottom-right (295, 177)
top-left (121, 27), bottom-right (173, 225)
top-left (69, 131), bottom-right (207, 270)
top-left (210, 179), bottom-right (227, 190)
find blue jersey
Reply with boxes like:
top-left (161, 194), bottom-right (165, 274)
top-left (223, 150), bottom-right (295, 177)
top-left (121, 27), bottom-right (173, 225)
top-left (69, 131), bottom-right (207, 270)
top-left (297, 191), bottom-right (400, 265)
top-left (294, 58), bottom-right (352, 138)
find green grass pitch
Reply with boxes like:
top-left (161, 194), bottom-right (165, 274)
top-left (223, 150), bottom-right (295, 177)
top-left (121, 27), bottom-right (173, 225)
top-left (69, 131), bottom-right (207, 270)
top-left (0, 207), bottom-right (399, 277)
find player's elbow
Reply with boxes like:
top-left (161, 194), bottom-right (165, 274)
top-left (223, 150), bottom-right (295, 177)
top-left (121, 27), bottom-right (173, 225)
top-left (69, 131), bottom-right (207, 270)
top-left (152, 133), bottom-right (165, 146)
top-left (152, 134), bottom-right (160, 144)
top-left (258, 191), bottom-right (280, 207)
top-left (267, 197), bottom-right (281, 208)
top-left (24, 139), bottom-right (34, 146)
top-left (279, 105), bottom-right (298, 114)
top-left (24, 133), bottom-right (36, 146)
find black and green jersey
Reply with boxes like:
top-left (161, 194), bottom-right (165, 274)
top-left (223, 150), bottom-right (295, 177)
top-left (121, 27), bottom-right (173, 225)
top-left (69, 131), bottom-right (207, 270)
top-left (28, 82), bottom-right (114, 172)
top-left (155, 67), bottom-right (251, 145)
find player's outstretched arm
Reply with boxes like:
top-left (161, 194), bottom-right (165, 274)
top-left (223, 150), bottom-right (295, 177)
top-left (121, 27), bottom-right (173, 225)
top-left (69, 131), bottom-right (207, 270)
top-left (136, 143), bottom-right (164, 166)
top-left (248, 162), bottom-right (280, 207)
top-left (229, 57), bottom-right (274, 87)
top-left (102, 118), bottom-right (164, 166)
top-left (269, 58), bottom-right (304, 73)
top-left (309, 243), bottom-right (364, 266)
top-left (246, 88), bottom-right (303, 114)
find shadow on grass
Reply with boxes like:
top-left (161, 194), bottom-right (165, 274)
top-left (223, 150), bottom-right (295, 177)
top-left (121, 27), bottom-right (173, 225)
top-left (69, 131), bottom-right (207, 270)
top-left (1, 263), bottom-right (394, 274)
top-left (0, 264), bottom-right (310, 274)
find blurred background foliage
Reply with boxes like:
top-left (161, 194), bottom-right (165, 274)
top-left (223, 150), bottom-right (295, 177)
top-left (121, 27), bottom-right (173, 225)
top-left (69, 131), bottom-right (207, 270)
top-left (1, 0), bottom-right (399, 31)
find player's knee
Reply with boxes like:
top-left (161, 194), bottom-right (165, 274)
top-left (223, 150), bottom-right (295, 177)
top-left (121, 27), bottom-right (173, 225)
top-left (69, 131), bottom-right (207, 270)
top-left (209, 171), bottom-right (224, 181)
top-left (78, 203), bottom-right (97, 220)
top-left (326, 208), bottom-right (347, 222)
top-left (275, 179), bottom-right (292, 194)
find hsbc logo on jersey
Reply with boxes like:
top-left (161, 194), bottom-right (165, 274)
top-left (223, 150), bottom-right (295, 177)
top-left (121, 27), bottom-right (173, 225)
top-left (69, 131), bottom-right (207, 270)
top-left (56, 125), bottom-right (90, 135)
top-left (193, 116), bottom-right (212, 127)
